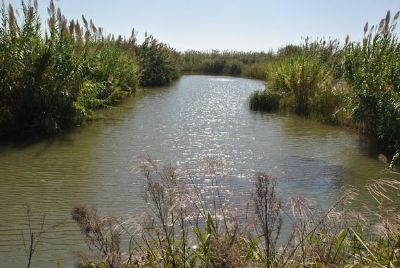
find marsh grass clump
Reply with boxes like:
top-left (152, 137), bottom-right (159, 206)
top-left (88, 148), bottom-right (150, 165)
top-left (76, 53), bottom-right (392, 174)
top-left (249, 39), bottom-right (347, 119)
top-left (72, 159), bottom-right (400, 268)
top-left (0, 0), bottom-right (139, 138)
top-left (249, 90), bottom-right (281, 112)
top-left (269, 54), bottom-right (332, 115)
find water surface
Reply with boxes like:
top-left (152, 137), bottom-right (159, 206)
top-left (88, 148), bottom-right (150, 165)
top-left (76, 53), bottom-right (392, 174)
top-left (0, 75), bottom-right (387, 267)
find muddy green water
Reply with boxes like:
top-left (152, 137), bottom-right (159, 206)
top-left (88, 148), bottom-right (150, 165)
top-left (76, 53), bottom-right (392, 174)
top-left (0, 75), bottom-right (388, 267)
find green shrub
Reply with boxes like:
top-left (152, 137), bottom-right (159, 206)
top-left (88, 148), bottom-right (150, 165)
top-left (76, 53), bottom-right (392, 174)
top-left (181, 50), bottom-right (272, 79)
top-left (242, 63), bottom-right (267, 80)
top-left (201, 58), bottom-right (226, 74)
top-left (249, 90), bottom-right (281, 112)
top-left (138, 35), bottom-right (180, 87)
top-left (90, 44), bottom-right (139, 94)
top-left (344, 11), bottom-right (400, 150)
top-left (309, 81), bottom-right (351, 123)
top-left (0, 2), bottom-right (84, 137)
top-left (268, 55), bottom-right (332, 115)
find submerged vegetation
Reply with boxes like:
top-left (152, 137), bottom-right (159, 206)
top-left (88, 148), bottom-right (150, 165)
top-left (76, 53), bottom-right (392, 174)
top-left (249, 11), bottom-right (400, 153)
top-left (72, 160), bottom-right (400, 268)
top-left (0, 0), bottom-right (179, 139)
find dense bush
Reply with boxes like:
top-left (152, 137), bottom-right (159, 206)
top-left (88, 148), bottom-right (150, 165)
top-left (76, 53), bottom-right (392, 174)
top-left (0, 1), bottom-right (179, 139)
top-left (268, 54), bottom-right (332, 114)
top-left (249, 90), bottom-right (281, 112)
top-left (0, 2), bottom-right (84, 137)
top-left (138, 35), bottom-right (180, 87)
top-left (344, 11), bottom-right (400, 150)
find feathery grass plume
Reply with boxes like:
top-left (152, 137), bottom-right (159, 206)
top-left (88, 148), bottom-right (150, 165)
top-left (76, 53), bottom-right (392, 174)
top-left (0, 0), bottom-right (144, 138)
top-left (7, 3), bottom-right (17, 36)
top-left (253, 173), bottom-right (282, 268)
top-left (384, 10), bottom-right (391, 33)
top-left (366, 178), bottom-right (400, 205)
top-left (344, 11), bottom-right (400, 151)
top-left (71, 158), bottom-right (400, 267)
top-left (72, 206), bottom-right (122, 268)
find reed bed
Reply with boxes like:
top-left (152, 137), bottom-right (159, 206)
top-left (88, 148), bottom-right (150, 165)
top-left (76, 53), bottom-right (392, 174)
top-left (249, 11), bottom-right (400, 153)
top-left (0, 0), bottom-right (179, 139)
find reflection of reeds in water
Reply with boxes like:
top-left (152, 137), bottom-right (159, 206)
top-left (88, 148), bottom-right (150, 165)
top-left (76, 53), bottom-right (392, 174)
top-left (71, 159), bottom-right (400, 267)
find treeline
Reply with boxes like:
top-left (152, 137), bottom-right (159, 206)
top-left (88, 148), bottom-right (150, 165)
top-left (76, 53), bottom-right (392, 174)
top-left (0, 0), bottom-right (180, 138)
top-left (250, 11), bottom-right (400, 153)
top-left (181, 50), bottom-right (273, 79)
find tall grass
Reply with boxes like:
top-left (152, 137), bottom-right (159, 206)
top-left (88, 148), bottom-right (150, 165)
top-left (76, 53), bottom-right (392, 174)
top-left (0, 1), bottom-right (179, 139)
top-left (72, 159), bottom-right (400, 268)
top-left (249, 12), bottom-right (400, 152)
top-left (344, 11), bottom-right (400, 151)
top-left (138, 34), bottom-right (180, 87)
top-left (267, 54), bottom-right (332, 115)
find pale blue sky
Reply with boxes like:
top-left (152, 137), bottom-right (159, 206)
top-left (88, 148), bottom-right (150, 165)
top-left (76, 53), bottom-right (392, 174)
top-left (5, 0), bottom-right (400, 51)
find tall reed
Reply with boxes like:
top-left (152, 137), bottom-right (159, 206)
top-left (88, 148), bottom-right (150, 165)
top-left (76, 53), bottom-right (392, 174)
top-left (344, 11), bottom-right (400, 151)
top-left (249, 11), bottom-right (400, 152)
top-left (0, 1), bottom-right (179, 139)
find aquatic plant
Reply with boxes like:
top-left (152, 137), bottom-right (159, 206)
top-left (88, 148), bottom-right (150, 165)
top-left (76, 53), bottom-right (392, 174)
top-left (249, 90), bottom-right (281, 112)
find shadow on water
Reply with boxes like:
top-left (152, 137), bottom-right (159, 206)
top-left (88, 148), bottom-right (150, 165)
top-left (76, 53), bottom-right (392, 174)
top-left (278, 155), bottom-right (346, 191)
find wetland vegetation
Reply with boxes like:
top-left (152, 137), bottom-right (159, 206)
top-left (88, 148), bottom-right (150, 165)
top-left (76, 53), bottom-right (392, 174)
top-left (249, 12), bottom-right (400, 154)
top-left (0, 1), bottom-right (400, 268)
top-left (0, 0), bottom-right (179, 139)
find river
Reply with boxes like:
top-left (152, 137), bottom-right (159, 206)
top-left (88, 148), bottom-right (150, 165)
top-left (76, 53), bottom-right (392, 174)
top-left (0, 75), bottom-right (387, 267)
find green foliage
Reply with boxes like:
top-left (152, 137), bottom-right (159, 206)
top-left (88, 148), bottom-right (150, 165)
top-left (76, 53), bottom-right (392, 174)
top-left (242, 63), bottom-right (268, 79)
top-left (90, 44), bottom-right (139, 94)
top-left (344, 11), bottom-right (400, 150)
top-left (248, 12), bottom-right (400, 151)
top-left (249, 90), bottom-right (281, 112)
top-left (138, 35), bottom-right (179, 87)
top-left (0, 1), bottom-right (83, 137)
top-left (181, 50), bottom-right (273, 78)
top-left (309, 81), bottom-right (352, 123)
top-left (0, 1), bottom-right (177, 139)
top-left (268, 54), bottom-right (332, 114)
